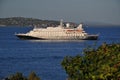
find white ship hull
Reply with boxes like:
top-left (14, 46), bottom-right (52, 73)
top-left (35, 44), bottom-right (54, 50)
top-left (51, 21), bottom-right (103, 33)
top-left (15, 34), bottom-right (98, 40)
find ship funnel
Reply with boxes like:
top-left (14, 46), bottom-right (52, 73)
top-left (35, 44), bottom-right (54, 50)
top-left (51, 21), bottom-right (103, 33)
top-left (66, 23), bottom-right (70, 28)
top-left (77, 23), bottom-right (83, 30)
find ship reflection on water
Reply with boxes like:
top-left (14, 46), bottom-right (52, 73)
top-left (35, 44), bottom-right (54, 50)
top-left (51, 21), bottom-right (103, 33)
top-left (28, 40), bottom-right (85, 43)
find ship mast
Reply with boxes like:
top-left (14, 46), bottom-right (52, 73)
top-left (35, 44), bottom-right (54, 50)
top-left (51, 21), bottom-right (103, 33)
top-left (60, 19), bottom-right (63, 27)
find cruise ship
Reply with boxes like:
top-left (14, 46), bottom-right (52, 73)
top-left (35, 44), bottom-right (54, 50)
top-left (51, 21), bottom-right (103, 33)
top-left (15, 20), bottom-right (98, 40)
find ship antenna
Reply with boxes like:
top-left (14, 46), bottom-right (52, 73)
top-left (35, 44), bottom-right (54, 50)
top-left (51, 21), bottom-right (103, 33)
top-left (60, 19), bottom-right (63, 27)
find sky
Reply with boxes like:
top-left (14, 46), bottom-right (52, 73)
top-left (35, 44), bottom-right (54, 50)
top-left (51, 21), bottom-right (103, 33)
top-left (0, 0), bottom-right (120, 25)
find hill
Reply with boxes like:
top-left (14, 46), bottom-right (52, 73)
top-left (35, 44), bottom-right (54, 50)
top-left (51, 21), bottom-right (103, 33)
top-left (0, 17), bottom-right (61, 27)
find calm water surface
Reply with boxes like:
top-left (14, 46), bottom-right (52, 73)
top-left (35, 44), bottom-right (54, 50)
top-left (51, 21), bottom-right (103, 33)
top-left (0, 26), bottom-right (120, 80)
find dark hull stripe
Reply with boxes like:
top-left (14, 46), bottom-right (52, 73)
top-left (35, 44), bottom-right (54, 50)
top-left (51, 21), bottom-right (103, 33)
top-left (16, 35), bottom-right (46, 40)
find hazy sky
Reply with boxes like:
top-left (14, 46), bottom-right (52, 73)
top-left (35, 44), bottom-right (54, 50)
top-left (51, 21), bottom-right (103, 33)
top-left (0, 0), bottom-right (120, 25)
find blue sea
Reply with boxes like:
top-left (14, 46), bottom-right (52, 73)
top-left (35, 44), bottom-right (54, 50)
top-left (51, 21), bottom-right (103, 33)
top-left (0, 26), bottom-right (120, 80)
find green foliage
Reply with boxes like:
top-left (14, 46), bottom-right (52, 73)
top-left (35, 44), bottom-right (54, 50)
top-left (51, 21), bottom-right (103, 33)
top-left (0, 17), bottom-right (60, 26)
top-left (28, 72), bottom-right (40, 80)
top-left (8, 72), bottom-right (27, 80)
top-left (61, 43), bottom-right (120, 80)
top-left (7, 72), bottom-right (40, 80)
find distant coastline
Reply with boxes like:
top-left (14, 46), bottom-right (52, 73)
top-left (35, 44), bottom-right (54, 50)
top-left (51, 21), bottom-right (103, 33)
top-left (0, 17), bottom-right (76, 27)
top-left (0, 17), bottom-right (62, 27)
top-left (0, 17), bottom-right (119, 27)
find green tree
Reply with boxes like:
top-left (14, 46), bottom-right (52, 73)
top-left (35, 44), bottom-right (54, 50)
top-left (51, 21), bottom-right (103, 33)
top-left (28, 72), bottom-right (40, 80)
top-left (6, 72), bottom-right (40, 80)
top-left (61, 43), bottom-right (120, 80)
top-left (8, 72), bottom-right (27, 80)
